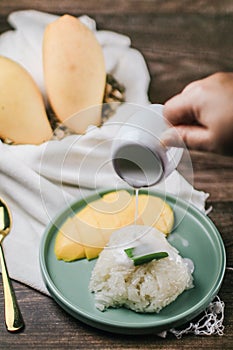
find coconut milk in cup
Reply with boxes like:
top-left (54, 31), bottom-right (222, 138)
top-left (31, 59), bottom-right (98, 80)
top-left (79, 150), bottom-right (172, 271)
top-left (111, 104), bottom-right (183, 188)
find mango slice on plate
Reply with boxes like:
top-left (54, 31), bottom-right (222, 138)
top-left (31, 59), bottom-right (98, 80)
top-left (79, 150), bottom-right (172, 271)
top-left (137, 195), bottom-right (174, 235)
top-left (73, 206), bottom-right (106, 260)
top-left (54, 218), bottom-right (85, 261)
top-left (43, 14), bottom-right (106, 133)
top-left (92, 191), bottom-right (138, 242)
top-left (0, 56), bottom-right (52, 144)
top-left (54, 191), bottom-right (174, 262)
top-left (99, 191), bottom-right (173, 232)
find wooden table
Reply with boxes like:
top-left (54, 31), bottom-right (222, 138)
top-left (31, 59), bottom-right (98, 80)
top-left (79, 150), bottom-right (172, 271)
top-left (0, 1), bottom-right (232, 349)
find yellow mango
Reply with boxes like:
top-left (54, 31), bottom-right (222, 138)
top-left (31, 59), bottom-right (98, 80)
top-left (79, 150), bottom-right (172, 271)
top-left (43, 14), bottom-right (106, 133)
top-left (54, 191), bottom-right (174, 262)
top-left (74, 206), bottom-right (106, 260)
top-left (138, 195), bottom-right (174, 235)
top-left (0, 56), bottom-right (52, 144)
top-left (102, 190), bottom-right (131, 206)
top-left (91, 191), bottom-right (136, 242)
top-left (54, 218), bottom-right (85, 261)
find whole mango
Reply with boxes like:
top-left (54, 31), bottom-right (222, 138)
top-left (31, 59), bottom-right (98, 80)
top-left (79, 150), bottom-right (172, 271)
top-left (0, 56), bottom-right (52, 144)
top-left (43, 15), bottom-right (106, 134)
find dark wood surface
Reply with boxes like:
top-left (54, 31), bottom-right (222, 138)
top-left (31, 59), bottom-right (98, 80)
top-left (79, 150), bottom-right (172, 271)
top-left (0, 1), bottom-right (233, 349)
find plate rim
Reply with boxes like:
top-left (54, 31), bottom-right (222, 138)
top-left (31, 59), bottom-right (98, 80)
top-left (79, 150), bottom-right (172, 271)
top-left (39, 189), bottom-right (226, 332)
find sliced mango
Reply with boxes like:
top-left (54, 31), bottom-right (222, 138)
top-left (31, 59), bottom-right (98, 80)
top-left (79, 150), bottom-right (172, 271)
top-left (73, 206), bottom-right (106, 260)
top-left (54, 218), bottom-right (85, 261)
top-left (54, 191), bottom-right (174, 262)
top-left (100, 191), bottom-right (173, 232)
top-left (137, 195), bottom-right (174, 235)
top-left (93, 191), bottom-right (136, 242)
top-left (102, 190), bottom-right (131, 206)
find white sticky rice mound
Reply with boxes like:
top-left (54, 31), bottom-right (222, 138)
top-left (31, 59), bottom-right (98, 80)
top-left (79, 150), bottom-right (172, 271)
top-left (89, 226), bottom-right (194, 313)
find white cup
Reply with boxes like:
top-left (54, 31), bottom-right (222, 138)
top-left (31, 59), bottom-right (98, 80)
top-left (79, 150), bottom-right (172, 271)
top-left (111, 104), bottom-right (183, 188)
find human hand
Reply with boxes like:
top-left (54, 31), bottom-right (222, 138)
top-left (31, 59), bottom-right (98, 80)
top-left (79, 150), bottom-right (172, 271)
top-left (162, 72), bottom-right (233, 155)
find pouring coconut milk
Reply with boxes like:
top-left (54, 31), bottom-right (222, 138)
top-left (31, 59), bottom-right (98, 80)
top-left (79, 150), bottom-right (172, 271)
top-left (111, 104), bottom-right (183, 188)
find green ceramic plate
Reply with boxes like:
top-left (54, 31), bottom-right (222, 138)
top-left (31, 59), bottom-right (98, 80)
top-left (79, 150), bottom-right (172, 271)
top-left (39, 190), bottom-right (226, 334)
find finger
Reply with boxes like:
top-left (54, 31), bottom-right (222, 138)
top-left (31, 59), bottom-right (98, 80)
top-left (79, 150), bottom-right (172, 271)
top-left (161, 128), bottom-right (185, 148)
top-left (173, 125), bottom-right (213, 151)
top-left (162, 125), bottom-right (213, 152)
top-left (163, 93), bottom-right (197, 126)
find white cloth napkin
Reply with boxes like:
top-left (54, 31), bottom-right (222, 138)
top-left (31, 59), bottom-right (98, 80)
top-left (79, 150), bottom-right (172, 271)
top-left (0, 11), bottom-right (208, 296)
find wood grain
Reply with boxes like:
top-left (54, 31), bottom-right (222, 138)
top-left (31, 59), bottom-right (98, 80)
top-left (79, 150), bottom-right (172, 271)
top-left (0, 1), bottom-right (232, 349)
top-left (0, 0), bottom-right (233, 15)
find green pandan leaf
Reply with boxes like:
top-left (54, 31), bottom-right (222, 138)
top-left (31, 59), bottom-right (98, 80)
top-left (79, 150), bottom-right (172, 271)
top-left (124, 247), bottom-right (134, 258)
top-left (124, 247), bottom-right (168, 266)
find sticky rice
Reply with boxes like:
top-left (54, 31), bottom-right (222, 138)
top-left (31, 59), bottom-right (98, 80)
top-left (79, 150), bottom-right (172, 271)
top-left (89, 225), bottom-right (194, 313)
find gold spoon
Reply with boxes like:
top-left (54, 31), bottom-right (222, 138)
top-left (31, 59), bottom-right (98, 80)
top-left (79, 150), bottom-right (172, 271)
top-left (0, 198), bottom-right (24, 332)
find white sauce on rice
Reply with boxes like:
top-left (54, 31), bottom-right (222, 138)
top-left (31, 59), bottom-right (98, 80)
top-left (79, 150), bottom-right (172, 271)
top-left (89, 225), bottom-right (194, 313)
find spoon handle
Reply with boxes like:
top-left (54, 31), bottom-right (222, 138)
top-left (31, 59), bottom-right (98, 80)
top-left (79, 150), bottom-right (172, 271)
top-left (0, 244), bottom-right (25, 332)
